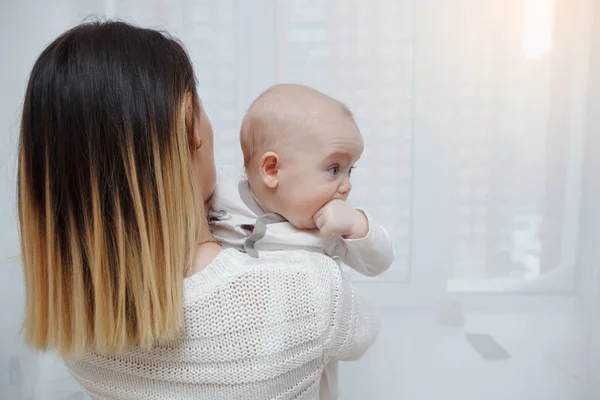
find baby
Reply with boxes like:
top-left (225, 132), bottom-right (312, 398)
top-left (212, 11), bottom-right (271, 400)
top-left (209, 83), bottom-right (394, 399)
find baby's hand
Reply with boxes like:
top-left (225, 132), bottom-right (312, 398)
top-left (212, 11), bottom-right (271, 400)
top-left (313, 199), bottom-right (369, 239)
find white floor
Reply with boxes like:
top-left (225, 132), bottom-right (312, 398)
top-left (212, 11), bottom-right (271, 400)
top-left (39, 307), bottom-right (589, 400)
top-left (339, 307), bottom-right (587, 400)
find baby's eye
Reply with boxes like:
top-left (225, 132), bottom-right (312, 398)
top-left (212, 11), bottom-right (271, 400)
top-left (349, 166), bottom-right (354, 177)
top-left (328, 166), bottom-right (339, 176)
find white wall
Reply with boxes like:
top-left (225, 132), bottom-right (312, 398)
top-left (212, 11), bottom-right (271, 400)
top-left (582, 1), bottom-right (600, 396)
top-left (0, 2), bottom-right (103, 399)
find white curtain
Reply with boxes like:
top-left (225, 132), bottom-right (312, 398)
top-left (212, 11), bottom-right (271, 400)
top-left (0, 0), bottom-right (597, 399)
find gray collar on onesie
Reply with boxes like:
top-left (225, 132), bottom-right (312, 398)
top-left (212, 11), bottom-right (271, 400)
top-left (238, 180), bottom-right (286, 258)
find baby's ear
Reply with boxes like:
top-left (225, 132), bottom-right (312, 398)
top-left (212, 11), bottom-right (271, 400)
top-left (259, 151), bottom-right (280, 189)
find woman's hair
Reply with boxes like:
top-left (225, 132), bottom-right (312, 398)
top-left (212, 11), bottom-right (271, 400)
top-left (18, 21), bottom-right (202, 356)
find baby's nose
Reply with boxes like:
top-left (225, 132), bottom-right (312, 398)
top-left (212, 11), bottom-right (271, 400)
top-left (338, 178), bottom-right (352, 196)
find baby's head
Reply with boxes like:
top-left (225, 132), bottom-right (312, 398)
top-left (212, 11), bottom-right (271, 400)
top-left (241, 84), bottom-right (363, 229)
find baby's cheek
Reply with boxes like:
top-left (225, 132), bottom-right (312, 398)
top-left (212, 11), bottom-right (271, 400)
top-left (288, 196), bottom-right (317, 217)
top-left (303, 193), bottom-right (331, 216)
top-left (283, 196), bottom-right (317, 222)
top-left (283, 185), bottom-right (332, 222)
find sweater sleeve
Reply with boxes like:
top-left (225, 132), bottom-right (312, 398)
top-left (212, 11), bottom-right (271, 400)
top-left (317, 254), bottom-right (380, 362)
top-left (324, 210), bottom-right (394, 277)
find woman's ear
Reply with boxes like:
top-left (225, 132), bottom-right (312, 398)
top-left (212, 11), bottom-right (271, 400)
top-left (185, 92), bottom-right (202, 150)
top-left (259, 152), bottom-right (281, 189)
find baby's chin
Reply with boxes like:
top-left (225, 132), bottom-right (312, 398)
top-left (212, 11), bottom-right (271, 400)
top-left (289, 217), bottom-right (318, 231)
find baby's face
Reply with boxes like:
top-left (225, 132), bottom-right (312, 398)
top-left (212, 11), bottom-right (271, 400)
top-left (274, 117), bottom-right (363, 229)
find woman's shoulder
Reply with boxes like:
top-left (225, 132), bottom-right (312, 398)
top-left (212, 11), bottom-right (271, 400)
top-left (182, 249), bottom-right (345, 328)
top-left (181, 248), bottom-right (342, 346)
top-left (184, 248), bottom-right (341, 301)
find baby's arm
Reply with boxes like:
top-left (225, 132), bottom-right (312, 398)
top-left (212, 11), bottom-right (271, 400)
top-left (317, 200), bottom-right (394, 277)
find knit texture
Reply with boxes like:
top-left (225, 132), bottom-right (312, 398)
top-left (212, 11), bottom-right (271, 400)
top-left (66, 248), bottom-right (378, 400)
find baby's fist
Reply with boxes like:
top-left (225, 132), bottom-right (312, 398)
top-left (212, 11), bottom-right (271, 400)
top-left (313, 199), bottom-right (368, 239)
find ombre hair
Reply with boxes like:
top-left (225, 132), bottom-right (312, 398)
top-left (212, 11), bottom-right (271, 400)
top-left (17, 21), bottom-right (202, 356)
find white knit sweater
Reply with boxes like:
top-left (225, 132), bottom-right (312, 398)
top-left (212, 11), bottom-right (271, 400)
top-left (66, 248), bottom-right (379, 400)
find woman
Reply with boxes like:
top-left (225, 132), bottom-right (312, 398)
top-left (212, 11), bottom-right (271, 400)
top-left (18, 21), bottom-right (377, 399)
